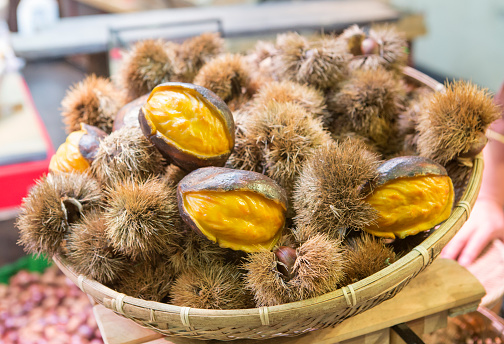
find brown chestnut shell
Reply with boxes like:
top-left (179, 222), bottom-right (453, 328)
top-left (78, 123), bottom-right (107, 162)
top-left (112, 94), bottom-right (148, 131)
top-left (139, 82), bottom-right (235, 172)
top-left (177, 167), bottom-right (288, 252)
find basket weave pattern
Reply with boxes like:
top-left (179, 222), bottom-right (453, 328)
top-left (53, 67), bottom-right (484, 341)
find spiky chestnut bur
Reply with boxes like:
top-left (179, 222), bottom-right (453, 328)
top-left (176, 32), bottom-right (225, 83)
top-left (170, 263), bottom-right (253, 310)
top-left (245, 40), bottom-right (277, 83)
top-left (49, 124), bottom-right (107, 174)
top-left (104, 178), bottom-right (182, 261)
top-left (161, 163), bottom-right (187, 187)
top-left (168, 229), bottom-right (229, 275)
top-left (91, 127), bottom-right (164, 186)
top-left (119, 39), bottom-right (179, 102)
top-left (416, 80), bottom-right (500, 164)
top-left (177, 167), bottom-right (287, 253)
top-left (16, 172), bottom-right (102, 256)
top-left (66, 211), bottom-right (131, 286)
top-left (252, 80), bottom-right (328, 124)
top-left (274, 32), bottom-right (309, 82)
top-left (230, 102), bottom-right (332, 203)
top-left (293, 139), bottom-right (381, 239)
top-left (116, 261), bottom-right (175, 302)
top-left (61, 74), bottom-right (125, 134)
top-left (193, 53), bottom-right (257, 111)
top-left (338, 24), bottom-right (366, 56)
top-left (327, 67), bottom-right (406, 152)
top-left (243, 233), bottom-right (344, 307)
top-left (139, 82), bottom-right (235, 172)
top-left (340, 233), bottom-right (396, 286)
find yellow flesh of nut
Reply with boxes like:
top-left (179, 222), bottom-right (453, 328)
top-left (49, 130), bottom-right (89, 173)
top-left (364, 175), bottom-right (454, 239)
top-left (183, 190), bottom-right (285, 252)
top-left (143, 89), bottom-right (230, 157)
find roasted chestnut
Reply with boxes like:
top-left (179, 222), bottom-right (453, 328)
top-left (112, 94), bottom-right (148, 131)
top-left (49, 123), bottom-right (107, 173)
top-left (139, 83), bottom-right (235, 171)
top-left (363, 156), bottom-right (454, 239)
top-left (177, 167), bottom-right (287, 252)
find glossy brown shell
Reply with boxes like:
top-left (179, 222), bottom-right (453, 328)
top-left (78, 123), bottom-right (107, 163)
top-left (373, 156), bottom-right (448, 189)
top-left (112, 94), bottom-right (148, 131)
top-left (139, 83), bottom-right (235, 172)
top-left (177, 167), bottom-right (288, 239)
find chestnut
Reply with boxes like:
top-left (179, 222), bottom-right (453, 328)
top-left (139, 82), bottom-right (235, 171)
top-left (112, 94), bottom-right (148, 131)
top-left (177, 167), bottom-right (288, 252)
top-left (49, 123), bottom-right (107, 173)
top-left (363, 156), bottom-right (454, 239)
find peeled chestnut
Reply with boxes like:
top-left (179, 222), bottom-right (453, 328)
top-left (112, 94), bottom-right (148, 131)
top-left (139, 82), bottom-right (235, 171)
top-left (49, 123), bottom-right (107, 173)
top-left (363, 156), bottom-right (454, 239)
top-left (177, 167), bottom-right (287, 252)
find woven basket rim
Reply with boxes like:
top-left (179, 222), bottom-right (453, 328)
top-left (52, 66), bottom-right (484, 331)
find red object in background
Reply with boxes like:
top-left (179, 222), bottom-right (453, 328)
top-left (0, 77), bottom-right (54, 216)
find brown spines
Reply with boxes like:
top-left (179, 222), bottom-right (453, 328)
top-left (193, 53), bottom-right (256, 111)
top-left (104, 178), bottom-right (182, 261)
top-left (252, 80), bottom-right (328, 123)
top-left (119, 39), bottom-right (178, 102)
top-left (170, 263), bottom-right (252, 309)
top-left (338, 24), bottom-right (366, 56)
top-left (117, 261), bottom-right (175, 302)
top-left (341, 233), bottom-right (396, 286)
top-left (176, 32), bottom-right (225, 83)
top-left (293, 140), bottom-right (380, 238)
top-left (232, 102), bottom-right (332, 202)
top-left (91, 127), bottom-right (164, 186)
top-left (67, 211), bottom-right (130, 285)
top-left (161, 163), bottom-right (187, 187)
top-left (275, 32), bottom-right (309, 82)
top-left (328, 67), bottom-right (405, 152)
top-left (416, 80), bottom-right (500, 164)
top-left (61, 75), bottom-right (125, 134)
top-left (243, 233), bottom-right (344, 307)
top-left (16, 172), bottom-right (102, 256)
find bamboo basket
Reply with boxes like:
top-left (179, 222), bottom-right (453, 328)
top-left (53, 67), bottom-right (484, 341)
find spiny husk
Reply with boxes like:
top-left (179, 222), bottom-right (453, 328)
top-left (341, 233), bottom-right (396, 286)
top-left (338, 24), bottom-right (366, 56)
top-left (61, 75), bottom-right (125, 134)
top-left (170, 263), bottom-right (253, 309)
top-left (176, 32), bottom-right (225, 83)
top-left (296, 36), bottom-right (350, 90)
top-left (119, 39), bottom-right (179, 102)
top-left (161, 163), bottom-right (187, 187)
top-left (117, 260), bottom-right (175, 302)
top-left (16, 172), bottom-right (102, 256)
top-left (328, 67), bottom-right (406, 152)
top-left (67, 211), bottom-right (130, 286)
top-left (252, 80), bottom-right (328, 124)
top-left (104, 178), bottom-right (182, 261)
top-left (91, 127), bottom-right (164, 186)
top-left (274, 32), bottom-right (309, 82)
top-left (168, 229), bottom-right (229, 275)
top-left (416, 80), bottom-right (500, 165)
top-left (193, 53), bottom-right (257, 111)
top-left (347, 25), bottom-right (408, 72)
top-left (245, 40), bottom-right (277, 83)
top-left (233, 102), bottom-right (332, 203)
top-left (244, 233), bottom-right (344, 307)
top-left (293, 139), bottom-right (381, 238)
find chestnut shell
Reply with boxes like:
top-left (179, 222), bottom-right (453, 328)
top-left (112, 94), bottom-right (148, 131)
top-left (177, 167), bottom-right (288, 245)
top-left (79, 123), bottom-right (107, 163)
top-left (139, 82), bottom-right (235, 172)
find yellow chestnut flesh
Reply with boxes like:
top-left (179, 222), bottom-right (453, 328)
top-left (49, 130), bottom-right (89, 173)
top-left (183, 190), bottom-right (285, 252)
top-left (364, 175), bottom-right (454, 239)
top-left (142, 89), bottom-right (231, 157)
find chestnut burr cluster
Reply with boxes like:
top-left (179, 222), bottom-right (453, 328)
top-left (16, 26), bottom-right (499, 309)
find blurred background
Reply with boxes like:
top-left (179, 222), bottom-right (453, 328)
top-left (0, 0), bottom-right (503, 343)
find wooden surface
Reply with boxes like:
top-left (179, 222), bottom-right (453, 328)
top-left (93, 259), bottom-right (485, 344)
top-left (11, 0), bottom-right (402, 59)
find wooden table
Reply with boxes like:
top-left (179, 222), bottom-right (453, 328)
top-left (93, 259), bottom-right (485, 344)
